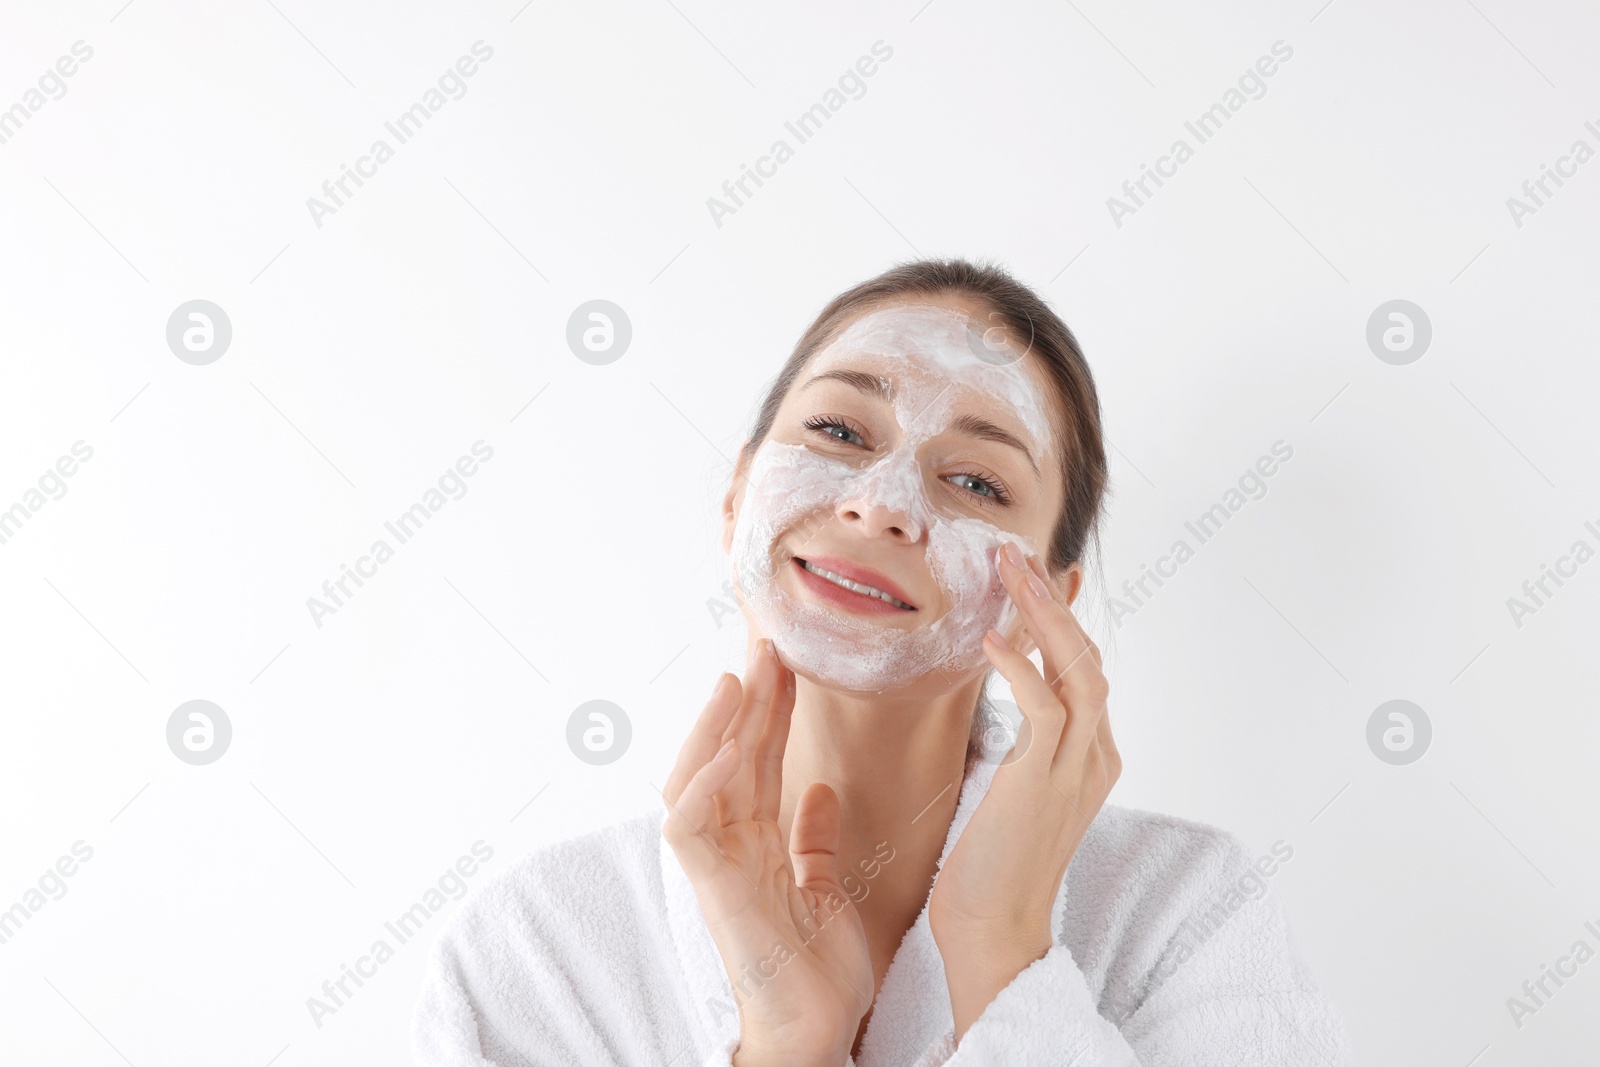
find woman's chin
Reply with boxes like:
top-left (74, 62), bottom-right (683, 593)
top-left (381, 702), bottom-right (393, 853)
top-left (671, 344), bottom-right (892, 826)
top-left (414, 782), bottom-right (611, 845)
top-left (772, 644), bottom-right (985, 698)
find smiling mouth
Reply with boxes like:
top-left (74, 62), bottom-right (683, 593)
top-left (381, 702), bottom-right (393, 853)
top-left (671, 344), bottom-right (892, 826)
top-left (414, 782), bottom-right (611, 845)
top-left (792, 557), bottom-right (918, 611)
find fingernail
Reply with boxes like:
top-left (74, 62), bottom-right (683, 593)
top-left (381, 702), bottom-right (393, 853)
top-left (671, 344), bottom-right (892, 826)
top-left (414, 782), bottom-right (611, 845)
top-left (1027, 572), bottom-right (1050, 599)
top-left (1000, 541), bottom-right (1025, 569)
top-left (986, 628), bottom-right (1011, 650)
top-left (716, 736), bottom-right (737, 760)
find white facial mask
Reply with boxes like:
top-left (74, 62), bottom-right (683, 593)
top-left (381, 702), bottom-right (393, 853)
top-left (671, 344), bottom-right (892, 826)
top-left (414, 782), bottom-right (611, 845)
top-left (729, 303), bottom-right (1056, 693)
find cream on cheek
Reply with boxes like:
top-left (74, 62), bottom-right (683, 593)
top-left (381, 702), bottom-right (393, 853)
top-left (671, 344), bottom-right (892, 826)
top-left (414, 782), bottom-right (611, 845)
top-left (728, 303), bottom-right (1053, 694)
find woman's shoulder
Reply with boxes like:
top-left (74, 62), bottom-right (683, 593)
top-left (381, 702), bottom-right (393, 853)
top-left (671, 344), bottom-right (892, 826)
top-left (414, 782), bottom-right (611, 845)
top-left (1060, 803), bottom-right (1346, 1056)
top-left (1082, 799), bottom-right (1284, 876)
top-left (413, 810), bottom-right (693, 1063)
top-left (1066, 799), bottom-right (1301, 948)
top-left (429, 806), bottom-right (670, 967)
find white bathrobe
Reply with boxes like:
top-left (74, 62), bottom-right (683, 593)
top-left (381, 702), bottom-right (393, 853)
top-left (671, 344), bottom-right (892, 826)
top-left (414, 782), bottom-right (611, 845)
top-left (411, 749), bottom-right (1353, 1066)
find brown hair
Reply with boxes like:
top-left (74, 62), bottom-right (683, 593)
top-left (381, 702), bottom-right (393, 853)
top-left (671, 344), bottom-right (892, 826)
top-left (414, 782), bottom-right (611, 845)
top-left (738, 257), bottom-right (1110, 775)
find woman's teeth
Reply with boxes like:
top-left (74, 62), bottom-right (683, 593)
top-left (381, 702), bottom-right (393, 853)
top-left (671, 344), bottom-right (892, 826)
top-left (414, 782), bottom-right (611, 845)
top-left (799, 559), bottom-right (914, 610)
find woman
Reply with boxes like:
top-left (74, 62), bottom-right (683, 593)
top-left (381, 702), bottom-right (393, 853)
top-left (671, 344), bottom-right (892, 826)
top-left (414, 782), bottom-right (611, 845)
top-left (411, 259), bottom-right (1353, 1066)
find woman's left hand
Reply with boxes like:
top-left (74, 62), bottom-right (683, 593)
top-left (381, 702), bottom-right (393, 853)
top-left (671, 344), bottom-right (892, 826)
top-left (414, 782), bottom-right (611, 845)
top-left (927, 540), bottom-right (1121, 1039)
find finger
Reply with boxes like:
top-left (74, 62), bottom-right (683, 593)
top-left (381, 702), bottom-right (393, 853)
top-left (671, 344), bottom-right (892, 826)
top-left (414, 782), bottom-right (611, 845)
top-left (999, 544), bottom-right (1088, 684)
top-left (1062, 691), bottom-right (1121, 783)
top-left (1033, 557), bottom-right (1103, 671)
top-left (986, 635), bottom-right (1101, 835)
top-left (1051, 678), bottom-right (1116, 792)
top-left (997, 545), bottom-right (1104, 712)
top-left (788, 781), bottom-right (843, 893)
top-left (1098, 698), bottom-right (1120, 771)
top-left (1054, 633), bottom-right (1111, 770)
top-left (1040, 559), bottom-right (1102, 672)
top-left (1024, 564), bottom-right (1112, 763)
top-left (786, 786), bottom-right (864, 1014)
top-left (663, 673), bottom-right (743, 806)
top-left (754, 659), bottom-right (796, 823)
top-left (1061, 729), bottom-right (1115, 828)
top-left (661, 737), bottom-right (742, 866)
top-left (719, 637), bottom-right (780, 823)
top-left (981, 630), bottom-right (1067, 776)
top-left (1025, 556), bottom-right (1099, 665)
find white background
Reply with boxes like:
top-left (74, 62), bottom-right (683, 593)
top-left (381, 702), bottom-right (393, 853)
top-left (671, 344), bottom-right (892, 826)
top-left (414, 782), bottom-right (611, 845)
top-left (2, 0), bottom-right (1597, 1064)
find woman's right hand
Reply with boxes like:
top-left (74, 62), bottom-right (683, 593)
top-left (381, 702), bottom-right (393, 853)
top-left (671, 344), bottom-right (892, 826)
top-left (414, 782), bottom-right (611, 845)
top-left (661, 638), bottom-right (874, 1067)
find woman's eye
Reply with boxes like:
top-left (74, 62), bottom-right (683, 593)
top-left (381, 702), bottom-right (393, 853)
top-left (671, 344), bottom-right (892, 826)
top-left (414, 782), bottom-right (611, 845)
top-left (946, 472), bottom-right (1013, 507)
top-left (803, 416), bottom-right (866, 447)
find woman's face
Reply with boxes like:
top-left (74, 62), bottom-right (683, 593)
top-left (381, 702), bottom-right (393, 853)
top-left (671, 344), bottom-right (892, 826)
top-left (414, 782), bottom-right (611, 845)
top-left (720, 295), bottom-right (1073, 695)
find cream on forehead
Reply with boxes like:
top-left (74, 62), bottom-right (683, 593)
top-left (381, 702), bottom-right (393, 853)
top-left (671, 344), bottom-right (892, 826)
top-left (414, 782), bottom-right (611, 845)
top-left (807, 302), bottom-right (1055, 459)
top-left (727, 302), bottom-right (1052, 695)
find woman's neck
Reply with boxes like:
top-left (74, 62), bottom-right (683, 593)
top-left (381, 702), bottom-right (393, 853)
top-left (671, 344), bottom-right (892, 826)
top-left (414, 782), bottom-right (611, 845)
top-left (776, 675), bottom-right (981, 1010)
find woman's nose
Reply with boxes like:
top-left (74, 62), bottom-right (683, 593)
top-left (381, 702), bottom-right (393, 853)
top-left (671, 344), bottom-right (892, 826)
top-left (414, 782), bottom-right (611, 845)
top-left (835, 496), bottom-right (922, 543)
top-left (833, 453), bottom-right (927, 542)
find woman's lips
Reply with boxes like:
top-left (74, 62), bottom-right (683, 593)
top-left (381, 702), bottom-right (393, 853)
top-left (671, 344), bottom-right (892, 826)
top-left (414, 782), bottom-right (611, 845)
top-left (790, 555), bottom-right (918, 616)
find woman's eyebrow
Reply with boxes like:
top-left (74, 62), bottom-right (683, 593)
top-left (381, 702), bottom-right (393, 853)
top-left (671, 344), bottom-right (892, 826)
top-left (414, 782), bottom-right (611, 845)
top-left (799, 369), bottom-right (1041, 483)
top-left (948, 412), bottom-right (1041, 483)
top-left (801, 368), bottom-right (893, 401)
